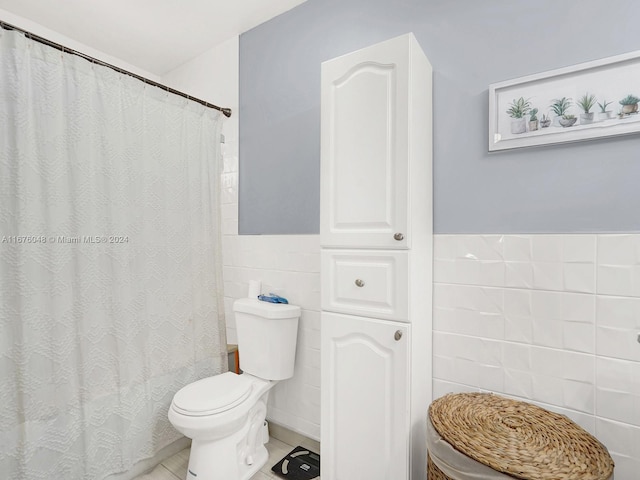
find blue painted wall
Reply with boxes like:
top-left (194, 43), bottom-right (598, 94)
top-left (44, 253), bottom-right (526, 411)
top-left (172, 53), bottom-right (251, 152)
top-left (239, 0), bottom-right (640, 234)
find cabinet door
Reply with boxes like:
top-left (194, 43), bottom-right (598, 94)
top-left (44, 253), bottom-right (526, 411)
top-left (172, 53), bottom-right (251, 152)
top-left (321, 312), bottom-right (409, 480)
top-left (320, 35), bottom-right (410, 249)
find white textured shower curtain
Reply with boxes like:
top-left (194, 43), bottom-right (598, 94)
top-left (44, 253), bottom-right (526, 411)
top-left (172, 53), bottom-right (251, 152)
top-left (0, 30), bottom-right (227, 479)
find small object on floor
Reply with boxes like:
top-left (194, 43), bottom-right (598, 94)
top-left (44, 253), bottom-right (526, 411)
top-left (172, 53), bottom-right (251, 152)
top-left (271, 445), bottom-right (320, 480)
top-left (257, 293), bottom-right (289, 304)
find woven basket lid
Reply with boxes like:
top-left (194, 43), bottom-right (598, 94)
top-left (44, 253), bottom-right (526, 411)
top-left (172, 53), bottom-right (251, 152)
top-left (429, 393), bottom-right (614, 480)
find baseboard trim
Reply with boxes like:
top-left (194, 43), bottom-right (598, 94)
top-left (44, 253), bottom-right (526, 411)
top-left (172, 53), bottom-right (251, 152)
top-left (267, 421), bottom-right (321, 453)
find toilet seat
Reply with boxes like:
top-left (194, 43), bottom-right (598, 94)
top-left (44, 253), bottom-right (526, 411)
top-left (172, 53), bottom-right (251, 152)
top-left (172, 372), bottom-right (255, 417)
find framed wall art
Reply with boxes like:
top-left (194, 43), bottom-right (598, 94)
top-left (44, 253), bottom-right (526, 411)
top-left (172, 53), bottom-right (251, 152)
top-left (489, 50), bottom-right (640, 151)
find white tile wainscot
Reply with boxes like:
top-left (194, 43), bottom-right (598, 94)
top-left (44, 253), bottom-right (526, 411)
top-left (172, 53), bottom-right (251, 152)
top-left (222, 234), bottom-right (321, 441)
top-left (433, 234), bottom-right (640, 479)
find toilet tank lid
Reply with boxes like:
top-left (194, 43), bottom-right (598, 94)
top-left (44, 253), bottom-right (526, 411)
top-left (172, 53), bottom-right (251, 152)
top-left (233, 298), bottom-right (301, 319)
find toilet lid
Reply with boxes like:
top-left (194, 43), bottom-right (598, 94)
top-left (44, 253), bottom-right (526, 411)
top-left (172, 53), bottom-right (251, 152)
top-left (172, 372), bottom-right (254, 417)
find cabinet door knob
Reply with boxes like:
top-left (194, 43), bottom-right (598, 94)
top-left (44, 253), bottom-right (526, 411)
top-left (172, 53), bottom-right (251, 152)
top-left (394, 330), bottom-right (403, 341)
top-left (394, 232), bottom-right (404, 241)
top-left (355, 279), bottom-right (365, 287)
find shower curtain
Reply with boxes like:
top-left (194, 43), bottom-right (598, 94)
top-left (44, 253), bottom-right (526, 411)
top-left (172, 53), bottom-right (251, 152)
top-left (0, 29), bottom-right (227, 479)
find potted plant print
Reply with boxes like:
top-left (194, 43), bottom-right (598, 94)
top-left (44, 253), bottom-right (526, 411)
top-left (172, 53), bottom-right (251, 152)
top-left (540, 113), bottom-right (551, 128)
top-left (577, 93), bottom-right (596, 124)
top-left (596, 100), bottom-right (613, 121)
top-left (550, 97), bottom-right (572, 126)
top-left (506, 97), bottom-right (531, 134)
top-left (619, 94), bottom-right (640, 115)
top-left (559, 114), bottom-right (577, 127)
top-left (528, 108), bottom-right (539, 131)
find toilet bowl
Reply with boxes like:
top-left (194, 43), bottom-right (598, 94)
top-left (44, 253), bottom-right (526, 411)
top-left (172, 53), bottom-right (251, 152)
top-left (168, 298), bottom-right (300, 480)
top-left (168, 372), bottom-right (274, 479)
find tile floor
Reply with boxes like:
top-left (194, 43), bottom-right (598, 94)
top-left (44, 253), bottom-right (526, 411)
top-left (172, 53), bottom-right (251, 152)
top-left (134, 436), bottom-right (309, 480)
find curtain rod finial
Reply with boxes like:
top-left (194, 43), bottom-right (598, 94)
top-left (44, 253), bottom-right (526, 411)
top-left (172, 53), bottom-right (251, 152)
top-left (221, 108), bottom-right (232, 118)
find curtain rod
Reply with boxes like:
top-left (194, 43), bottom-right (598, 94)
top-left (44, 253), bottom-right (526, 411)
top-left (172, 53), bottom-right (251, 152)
top-left (0, 20), bottom-right (232, 118)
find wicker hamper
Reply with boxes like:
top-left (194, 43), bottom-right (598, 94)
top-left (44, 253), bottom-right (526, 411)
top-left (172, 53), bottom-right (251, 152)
top-left (427, 393), bottom-right (614, 480)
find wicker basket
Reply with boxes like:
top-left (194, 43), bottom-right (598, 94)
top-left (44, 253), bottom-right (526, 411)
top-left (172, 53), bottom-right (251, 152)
top-left (427, 453), bottom-right (450, 480)
top-left (428, 393), bottom-right (614, 480)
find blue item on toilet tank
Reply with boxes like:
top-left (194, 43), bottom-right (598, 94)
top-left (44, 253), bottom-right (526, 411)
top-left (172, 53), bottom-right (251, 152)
top-left (257, 293), bottom-right (289, 304)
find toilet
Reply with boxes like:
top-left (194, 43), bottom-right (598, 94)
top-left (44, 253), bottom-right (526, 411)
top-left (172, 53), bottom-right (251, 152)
top-left (168, 298), bottom-right (301, 480)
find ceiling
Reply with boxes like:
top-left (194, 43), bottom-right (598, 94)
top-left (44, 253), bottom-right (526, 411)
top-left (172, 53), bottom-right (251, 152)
top-left (0, 0), bottom-right (307, 75)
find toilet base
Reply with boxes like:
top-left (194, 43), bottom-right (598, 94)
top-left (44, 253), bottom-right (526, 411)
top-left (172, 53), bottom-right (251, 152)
top-left (186, 439), bottom-right (268, 480)
top-left (183, 391), bottom-right (270, 480)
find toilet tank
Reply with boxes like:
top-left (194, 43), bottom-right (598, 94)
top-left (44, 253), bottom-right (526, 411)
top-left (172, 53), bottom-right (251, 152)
top-left (233, 298), bottom-right (301, 380)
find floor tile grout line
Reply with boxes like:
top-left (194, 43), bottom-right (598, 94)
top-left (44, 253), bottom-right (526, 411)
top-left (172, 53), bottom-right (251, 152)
top-left (159, 463), bottom-right (181, 480)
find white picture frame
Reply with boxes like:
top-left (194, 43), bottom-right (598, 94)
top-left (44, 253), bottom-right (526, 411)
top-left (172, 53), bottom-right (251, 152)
top-left (489, 50), bottom-right (640, 152)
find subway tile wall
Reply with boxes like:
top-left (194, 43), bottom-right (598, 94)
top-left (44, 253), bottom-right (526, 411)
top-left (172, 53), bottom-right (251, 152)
top-left (219, 224), bottom-right (640, 473)
top-left (221, 233), bottom-right (321, 440)
top-left (219, 227), bottom-right (640, 476)
top-left (434, 234), bottom-right (640, 478)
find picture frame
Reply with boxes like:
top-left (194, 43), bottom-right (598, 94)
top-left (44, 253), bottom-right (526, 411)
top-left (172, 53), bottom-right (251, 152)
top-left (489, 50), bottom-right (640, 152)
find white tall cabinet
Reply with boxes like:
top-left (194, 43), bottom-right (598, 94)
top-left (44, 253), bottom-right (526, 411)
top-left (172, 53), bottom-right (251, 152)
top-left (320, 33), bottom-right (433, 480)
